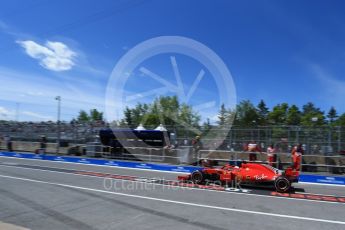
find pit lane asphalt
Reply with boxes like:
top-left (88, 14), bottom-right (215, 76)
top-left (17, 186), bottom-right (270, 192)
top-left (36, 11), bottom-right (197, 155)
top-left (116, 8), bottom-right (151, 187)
top-left (0, 157), bottom-right (344, 230)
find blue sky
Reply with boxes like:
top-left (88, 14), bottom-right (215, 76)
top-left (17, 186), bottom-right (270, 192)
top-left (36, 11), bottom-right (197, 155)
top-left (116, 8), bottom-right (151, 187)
top-left (1, 0), bottom-right (345, 122)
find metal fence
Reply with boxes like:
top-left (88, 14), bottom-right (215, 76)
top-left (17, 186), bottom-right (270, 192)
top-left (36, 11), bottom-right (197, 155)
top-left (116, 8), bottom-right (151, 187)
top-left (1, 123), bottom-right (344, 154)
top-left (1, 123), bottom-right (345, 175)
top-left (0, 140), bottom-right (344, 176)
top-left (0, 121), bottom-right (103, 143)
top-left (174, 125), bottom-right (345, 155)
top-left (1, 124), bottom-right (345, 155)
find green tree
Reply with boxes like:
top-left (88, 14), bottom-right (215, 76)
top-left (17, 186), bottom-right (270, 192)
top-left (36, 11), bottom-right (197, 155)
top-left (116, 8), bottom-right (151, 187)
top-left (217, 104), bottom-right (227, 126)
top-left (155, 96), bottom-right (179, 126)
top-left (131, 103), bottom-right (147, 125)
top-left (327, 106), bottom-right (338, 124)
top-left (76, 109), bottom-right (103, 123)
top-left (257, 99), bottom-right (269, 125)
top-left (123, 107), bottom-right (133, 128)
top-left (142, 113), bottom-right (160, 128)
top-left (202, 118), bottom-right (212, 133)
top-left (268, 103), bottom-right (289, 125)
top-left (286, 105), bottom-right (301, 125)
top-left (225, 109), bottom-right (236, 126)
top-left (90, 109), bottom-right (103, 121)
top-left (335, 113), bottom-right (345, 126)
top-left (179, 103), bottom-right (200, 128)
top-left (302, 102), bottom-right (322, 114)
top-left (301, 102), bottom-right (325, 126)
top-left (235, 100), bottom-right (259, 126)
top-left (77, 110), bottom-right (90, 122)
top-left (120, 96), bottom-right (200, 130)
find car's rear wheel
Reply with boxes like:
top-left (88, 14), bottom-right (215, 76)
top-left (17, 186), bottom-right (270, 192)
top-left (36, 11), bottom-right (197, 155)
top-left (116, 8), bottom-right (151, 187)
top-left (191, 171), bottom-right (204, 184)
top-left (275, 176), bottom-right (291, 193)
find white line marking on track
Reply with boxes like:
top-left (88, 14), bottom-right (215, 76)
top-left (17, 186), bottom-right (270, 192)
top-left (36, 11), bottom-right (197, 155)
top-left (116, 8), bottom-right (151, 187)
top-left (0, 156), bottom-right (186, 174)
top-left (2, 156), bottom-right (345, 187)
top-left (299, 182), bottom-right (345, 188)
top-left (0, 174), bottom-right (344, 225)
top-left (0, 164), bottom-right (344, 205)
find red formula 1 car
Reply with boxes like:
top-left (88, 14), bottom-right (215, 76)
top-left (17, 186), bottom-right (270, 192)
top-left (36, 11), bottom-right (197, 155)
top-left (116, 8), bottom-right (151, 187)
top-left (178, 163), bottom-right (299, 193)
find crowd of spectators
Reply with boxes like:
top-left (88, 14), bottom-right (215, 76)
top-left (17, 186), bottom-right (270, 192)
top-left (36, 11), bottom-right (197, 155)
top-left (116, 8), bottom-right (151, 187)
top-left (0, 121), bottom-right (340, 156)
top-left (0, 120), bottom-right (106, 142)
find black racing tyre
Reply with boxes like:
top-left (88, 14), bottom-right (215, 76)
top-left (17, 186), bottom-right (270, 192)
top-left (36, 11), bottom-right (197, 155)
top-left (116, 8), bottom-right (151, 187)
top-left (191, 171), bottom-right (204, 184)
top-left (274, 176), bottom-right (291, 193)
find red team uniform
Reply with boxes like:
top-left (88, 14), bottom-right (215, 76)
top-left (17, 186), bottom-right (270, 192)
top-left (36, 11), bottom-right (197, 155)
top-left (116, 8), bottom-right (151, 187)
top-left (267, 145), bottom-right (276, 166)
top-left (291, 145), bottom-right (303, 171)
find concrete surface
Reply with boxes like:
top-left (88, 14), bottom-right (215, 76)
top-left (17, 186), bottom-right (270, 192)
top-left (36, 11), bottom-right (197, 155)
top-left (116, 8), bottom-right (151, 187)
top-left (0, 156), bottom-right (344, 230)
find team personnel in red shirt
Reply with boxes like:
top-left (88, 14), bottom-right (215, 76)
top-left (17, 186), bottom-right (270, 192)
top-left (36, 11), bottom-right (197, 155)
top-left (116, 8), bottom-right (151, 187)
top-left (291, 144), bottom-right (303, 171)
top-left (266, 144), bottom-right (276, 167)
top-left (244, 141), bottom-right (261, 162)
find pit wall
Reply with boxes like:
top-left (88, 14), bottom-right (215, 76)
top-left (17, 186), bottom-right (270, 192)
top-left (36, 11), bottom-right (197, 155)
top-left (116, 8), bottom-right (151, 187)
top-left (200, 150), bottom-right (345, 174)
top-left (200, 150), bottom-right (345, 166)
top-left (4, 141), bottom-right (345, 167)
top-left (0, 151), bottom-right (344, 186)
top-left (0, 151), bottom-right (198, 173)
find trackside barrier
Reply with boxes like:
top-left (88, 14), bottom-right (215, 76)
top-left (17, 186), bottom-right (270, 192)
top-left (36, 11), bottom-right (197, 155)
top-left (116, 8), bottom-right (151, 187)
top-left (1, 151), bottom-right (345, 185)
top-left (299, 174), bottom-right (345, 185)
top-left (0, 151), bottom-right (201, 173)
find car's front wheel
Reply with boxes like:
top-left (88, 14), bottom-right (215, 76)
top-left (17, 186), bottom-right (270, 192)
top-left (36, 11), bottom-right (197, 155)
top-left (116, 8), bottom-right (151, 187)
top-left (274, 176), bottom-right (291, 193)
top-left (191, 171), bottom-right (204, 184)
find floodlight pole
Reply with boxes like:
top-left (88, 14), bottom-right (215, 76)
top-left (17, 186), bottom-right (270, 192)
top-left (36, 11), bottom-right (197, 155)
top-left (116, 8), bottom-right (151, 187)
top-left (55, 96), bottom-right (61, 154)
top-left (338, 126), bottom-right (341, 153)
top-left (15, 102), bottom-right (20, 121)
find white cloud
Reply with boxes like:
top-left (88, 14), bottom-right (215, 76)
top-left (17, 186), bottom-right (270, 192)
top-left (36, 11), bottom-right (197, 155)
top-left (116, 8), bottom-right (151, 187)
top-left (309, 63), bottom-right (345, 111)
top-left (0, 106), bottom-right (14, 118)
top-left (21, 111), bottom-right (53, 121)
top-left (17, 40), bottom-right (77, 71)
top-left (26, 91), bottom-right (44, 96)
top-left (0, 20), bottom-right (8, 30)
top-left (0, 67), bottom-right (106, 121)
